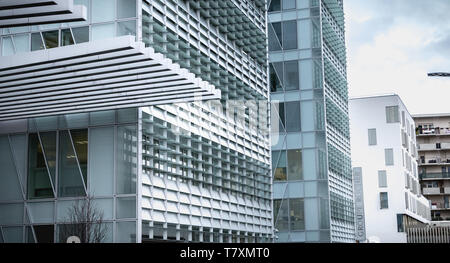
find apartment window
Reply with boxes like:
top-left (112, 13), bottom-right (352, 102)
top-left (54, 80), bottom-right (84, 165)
top-left (271, 102), bottom-right (285, 132)
top-left (378, 171), bottom-right (387, 188)
top-left (269, 21), bottom-right (297, 51)
top-left (283, 20), bottom-right (297, 50)
top-left (285, 101), bottom-right (301, 132)
top-left (401, 111), bottom-right (406, 127)
top-left (385, 148), bottom-right (394, 166)
top-left (269, 62), bottom-right (283, 92)
top-left (368, 128), bottom-right (377, 146)
top-left (380, 192), bottom-right (389, 209)
top-left (272, 150), bottom-right (287, 181)
top-left (282, 0), bottom-right (296, 10)
top-left (397, 214), bottom-right (404, 232)
top-left (287, 149), bottom-right (302, 180)
top-left (386, 106), bottom-right (399, 123)
top-left (405, 192), bottom-right (409, 210)
top-left (289, 198), bottom-right (305, 230)
top-left (268, 0), bottom-right (281, 12)
top-left (273, 199), bottom-right (288, 231)
top-left (284, 61), bottom-right (299, 91)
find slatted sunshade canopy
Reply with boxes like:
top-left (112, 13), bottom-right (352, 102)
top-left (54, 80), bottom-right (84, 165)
top-left (428, 72), bottom-right (450, 77)
top-left (0, 0), bottom-right (87, 28)
top-left (0, 35), bottom-right (221, 121)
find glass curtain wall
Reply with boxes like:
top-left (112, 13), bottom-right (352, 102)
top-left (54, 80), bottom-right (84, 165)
top-left (0, 109), bottom-right (138, 243)
top-left (269, 0), bottom-right (331, 242)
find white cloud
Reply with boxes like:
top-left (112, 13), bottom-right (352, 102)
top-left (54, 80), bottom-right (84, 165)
top-left (345, 0), bottom-right (450, 115)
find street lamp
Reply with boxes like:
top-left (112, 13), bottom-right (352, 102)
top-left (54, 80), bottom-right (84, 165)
top-left (428, 72), bottom-right (450, 77)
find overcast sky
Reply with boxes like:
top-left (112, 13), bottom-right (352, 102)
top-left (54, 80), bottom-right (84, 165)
top-left (344, 0), bottom-right (450, 115)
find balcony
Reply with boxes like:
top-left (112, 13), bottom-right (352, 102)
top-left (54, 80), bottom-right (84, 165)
top-left (423, 187), bottom-right (442, 195)
top-left (420, 172), bottom-right (450, 180)
top-left (419, 158), bottom-right (450, 166)
top-left (418, 143), bottom-right (450, 151)
top-left (417, 127), bottom-right (450, 136)
top-left (431, 202), bottom-right (450, 210)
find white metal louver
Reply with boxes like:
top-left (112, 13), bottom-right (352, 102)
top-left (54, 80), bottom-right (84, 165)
top-left (0, 0), bottom-right (87, 28)
top-left (0, 36), bottom-right (221, 121)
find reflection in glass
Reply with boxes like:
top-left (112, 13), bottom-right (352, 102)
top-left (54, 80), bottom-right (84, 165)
top-left (89, 127), bottom-right (114, 196)
top-left (116, 196), bottom-right (137, 219)
top-left (270, 62), bottom-right (283, 92)
top-left (28, 134), bottom-right (54, 199)
top-left (286, 101), bottom-right (301, 132)
top-left (272, 150), bottom-right (287, 181)
top-left (287, 150), bottom-right (303, 180)
top-left (283, 20), bottom-right (297, 50)
top-left (40, 132), bottom-right (57, 185)
top-left (117, 0), bottom-right (137, 19)
top-left (42, 31), bottom-right (59, 49)
top-left (289, 198), bottom-right (305, 230)
top-left (117, 20), bottom-right (136, 37)
top-left (71, 129), bottom-right (88, 185)
top-left (14, 34), bottom-right (30, 53)
top-left (61, 29), bottom-right (75, 46)
top-left (268, 0), bottom-right (281, 12)
top-left (117, 125), bottom-right (137, 194)
top-left (0, 136), bottom-right (23, 201)
top-left (72, 26), bottom-right (89, 44)
top-left (31, 33), bottom-right (45, 51)
top-left (58, 130), bottom-right (86, 197)
top-left (2, 36), bottom-right (14, 56)
top-left (274, 199), bottom-right (288, 231)
top-left (284, 60), bottom-right (299, 91)
top-left (92, 23), bottom-right (115, 41)
top-left (92, 0), bottom-right (115, 23)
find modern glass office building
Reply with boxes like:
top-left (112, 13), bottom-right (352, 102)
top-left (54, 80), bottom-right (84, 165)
top-left (268, 0), bottom-right (355, 242)
top-left (0, 0), bottom-right (272, 243)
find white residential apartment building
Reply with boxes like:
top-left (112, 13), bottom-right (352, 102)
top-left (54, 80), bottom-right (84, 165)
top-left (414, 114), bottom-right (450, 221)
top-left (349, 95), bottom-right (431, 243)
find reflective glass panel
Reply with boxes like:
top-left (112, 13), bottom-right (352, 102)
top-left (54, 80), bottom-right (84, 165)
top-left (117, 0), bottom-right (137, 18)
top-left (42, 31), bottom-right (59, 49)
top-left (28, 134), bottom-right (54, 199)
top-left (71, 129), bottom-right (88, 185)
top-left (14, 34), bottom-right (30, 53)
top-left (284, 60), bottom-right (299, 91)
top-left (289, 198), bottom-right (305, 230)
top-left (116, 125), bottom-right (137, 194)
top-left (72, 26), bottom-right (89, 44)
top-left (287, 149), bottom-right (303, 180)
top-left (31, 33), bottom-right (45, 51)
top-left (92, 0), bottom-right (115, 23)
top-left (61, 29), bottom-right (75, 46)
top-left (117, 20), bottom-right (136, 37)
top-left (58, 130), bottom-right (86, 197)
top-left (1, 37), bottom-right (14, 56)
top-left (286, 101), bottom-right (301, 132)
top-left (40, 132), bottom-right (57, 185)
top-left (92, 23), bottom-right (115, 41)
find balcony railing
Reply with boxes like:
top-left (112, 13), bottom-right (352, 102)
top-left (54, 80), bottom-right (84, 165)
top-left (431, 202), bottom-right (450, 210)
top-left (419, 158), bottom-right (450, 165)
top-left (417, 127), bottom-right (450, 136)
top-left (420, 172), bottom-right (450, 180)
top-left (423, 187), bottom-right (442, 195)
top-left (418, 143), bottom-right (450, 151)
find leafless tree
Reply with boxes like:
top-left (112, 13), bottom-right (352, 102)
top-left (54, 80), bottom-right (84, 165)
top-left (59, 195), bottom-right (108, 243)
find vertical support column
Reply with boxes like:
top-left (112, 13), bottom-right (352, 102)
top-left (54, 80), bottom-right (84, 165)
top-left (137, 109), bottom-right (143, 243)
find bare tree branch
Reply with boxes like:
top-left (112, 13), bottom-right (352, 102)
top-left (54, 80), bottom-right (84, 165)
top-left (60, 195), bottom-right (107, 243)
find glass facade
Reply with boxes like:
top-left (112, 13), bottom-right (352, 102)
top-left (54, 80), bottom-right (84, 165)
top-left (0, 109), bottom-right (138, 243)
top-left (0, 0), bottom-right (272, 243)
top-left (269, 0), bottom-right (354, 242)
top-left (0, 0), bottom-right (138, 56)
